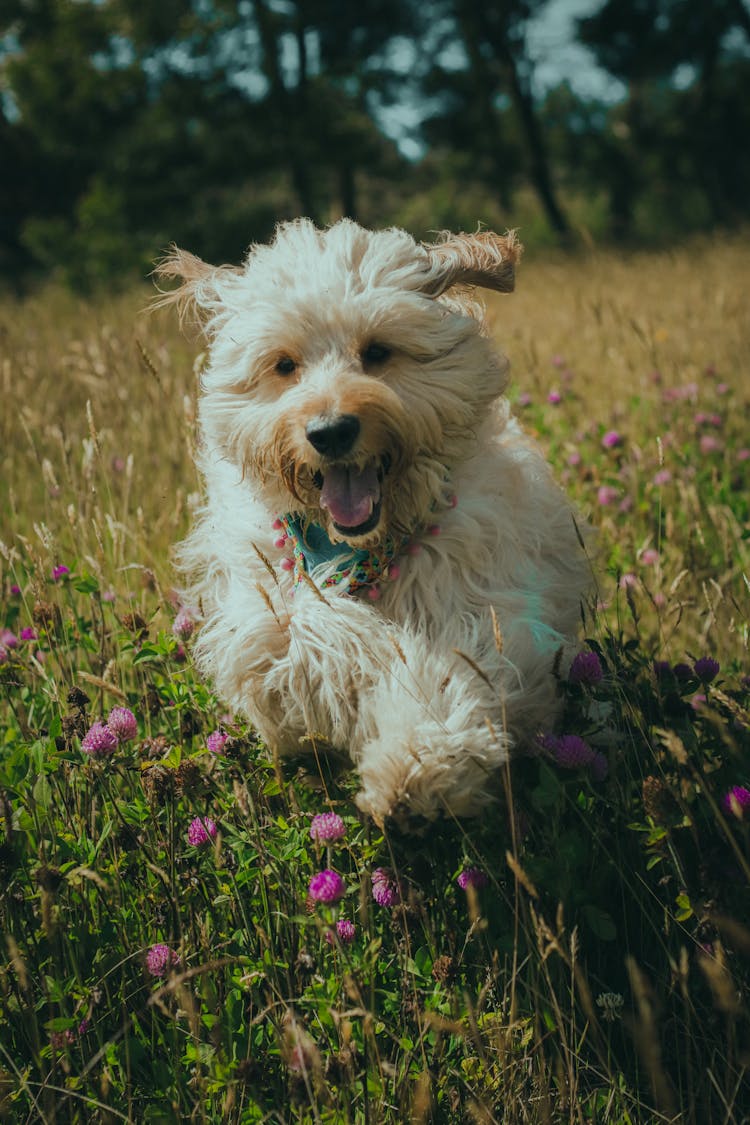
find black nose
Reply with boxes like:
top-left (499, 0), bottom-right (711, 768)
top-left (305, 414), bottom-right (360, 458)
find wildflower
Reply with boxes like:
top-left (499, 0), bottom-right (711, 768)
top-left (737, 449), bottom-right (750, 463)
top-left (567, 450), bottom-right (581, 466)
top-left (310, 812), bottom-right (346, 843)
top-left (517, 392), bottom-right (532, 407)
top-left (187, 816), bottom-right (217, 846)
top-left (722, 786), bottom-right (750, 819)
top-left (457, 866), bottom-right (489, 890)
top-left (10, 584), bottom-right (21, 596)
top-left (206, 730), bottom-right (228, 755)
top-left (80, 721), bottom-right (118, 757)
top-left (547, 389), bottom-right (562, 405)
top-left (652, 469), bottom-right (672, 486)
top-left (326, 918), bottom-right (356, 944)
top-left (1, 630), bottom-right (18, 648)
top-left (102, 589), bottom-right (116, 602)
top-left (653, 660), bottom-right (671, 679)
top-left (549, 734), bottom-right (596, 770)
top-left (691, 693), bottom-right (706, 711)
top-left (107, 706), bottom-right (138, 743)
top-left (308, 869), bottom-right (345, 904)
top-left (336, 918), bottom-right (356, 942)
top-left (173, 608), bottom-right (195, 641)
top-left (19, 627), bottom-right (37, 641)
top-left (146, 943), bottom-right (179, 977)
top-left (716, 382), bottom-right (729, 395)
top-left (551, 354), bottom-right (565, 367)
top-left (619, 572), bottom-right (638, 590)
top-left (77, 1017), bottom-right (91, 1035)
top-left (0, 645), bottom-right (8, 666)
top-left (432, 954), bottom-right (457, 983)
top-left (694, 657), bottom-right (719, 683)
top-left (568, 650), bottom-right (603, 686)
top-left (672, 662), bottom-right (693, 682)
top-left (52, 565), bottom-right (69, 581)
top-left (597, 485), bottom-right (619, 507)
top-left (699, 434), bottom-right (722, 454)
top-left (640, 548), bottom-right (659, 566)
top-left (596, 992), bottom-right (624, 1022)
top-left (602, 430), bottom-right (622, 449)
top-left (371, 867), bottom-right (401, 907)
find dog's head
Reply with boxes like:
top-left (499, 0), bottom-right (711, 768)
top-left (156, 219), bottom-right (520, 545)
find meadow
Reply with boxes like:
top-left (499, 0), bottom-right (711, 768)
top-left (0, 232), bottom-right (749, 1123)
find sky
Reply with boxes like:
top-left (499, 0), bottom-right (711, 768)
top-left (378, 0), bottom-right (626, 159)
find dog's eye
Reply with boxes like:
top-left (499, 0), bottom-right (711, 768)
top-left (275, 356), bottom-right (298, 377)
top-left (361, 342), bottom-right (391, 367)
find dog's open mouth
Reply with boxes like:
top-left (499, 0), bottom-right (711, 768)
top-left (313, 460), bottom-right (387, 537)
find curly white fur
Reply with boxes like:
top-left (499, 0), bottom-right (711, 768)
top-left (158, 219), bottom-right (592, 827)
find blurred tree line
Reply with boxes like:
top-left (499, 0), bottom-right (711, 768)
top-left (1, 0), bottom-right (749, 288)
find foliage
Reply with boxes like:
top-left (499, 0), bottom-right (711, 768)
top-left (0, 236), bottom-right (749, 1121)
top-left (1, 0), bottom-right (750, 286)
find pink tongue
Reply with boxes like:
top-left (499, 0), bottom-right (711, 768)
top-left (320, 464), bottom-right (380, 528)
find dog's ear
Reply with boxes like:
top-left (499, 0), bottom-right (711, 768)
top-left (420, 230), bottom-right (521, 297)
top-left (152, 245), bottom-right (240, 326)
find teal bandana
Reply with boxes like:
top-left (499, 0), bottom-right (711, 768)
top-left (279, 514), bottom-right (404, 594)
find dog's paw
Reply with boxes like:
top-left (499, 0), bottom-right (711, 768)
top-left (355, 723), bottom-right (506, 829)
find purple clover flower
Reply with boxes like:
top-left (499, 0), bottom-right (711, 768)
top-left (326, 918), bottom-right (356, 945)
top-left (107, 706), bottom-right (138, 743)
top-left (548, 734), bottom-right (596, 770)
top-left (146, 943), bottom-right (179, 977)
top-left (1, 630), bottom-right (18, 649)
top-left (547, 389), bottom-right (562, 405)
top-left (722, 786), bottom-right (750, 819)
top-left (597, 485), bottom-right (619, 507)
top-left (310, 812), bottom-right (346, 843)
top-left (308, 869), bottom-right (346, 904)
top-left (673, 662), bottom-right (693, 682)
top-left (20, 627), bottom-right (37, 641)
top-left (568, 650), bottom-right (603, 686)
top-left (187, 816), bottom-right (217, 846)
top-left (694, 657), bottom-right (720, 683)
top-left (10, 584), bottom-right (21, 596)
top-left (80, 722), bottom-right (118, 757)
top-left (0, 645), bottom-right (8, 666)
top-left (206, 730), bottom-right (228, 755)
top-left (371, 867), bottom-right (401, 907)
top-left (602, 430), bottom-right (623, 449)
top-left (336, 918), bottom-right (356, 942)
top-left (52, 565), bottom-right (69, 581)
top-left (457, 866), bottom-right (489, 890)
top-left (173, 608), bottom-right (195, 641)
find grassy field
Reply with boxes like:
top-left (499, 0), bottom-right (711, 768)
top-left (0, 233), bottom-right (749, 1123)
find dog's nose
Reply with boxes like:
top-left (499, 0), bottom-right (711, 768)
top-left (305, 414), bottom-right (360, 458)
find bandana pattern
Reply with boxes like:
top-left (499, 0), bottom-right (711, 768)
top-left (280, 514), bottom-right (405, 594)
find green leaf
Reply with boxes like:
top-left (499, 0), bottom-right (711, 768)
top-left (33, 773), bottom-right (52, 809)
top-left (582, 904), bottom-right (617, 941)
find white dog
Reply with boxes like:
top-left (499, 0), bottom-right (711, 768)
top-left (157, 219), bottom-right (591, 827)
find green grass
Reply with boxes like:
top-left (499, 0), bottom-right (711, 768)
top-left (0, 235), bottom-right (749, 1122)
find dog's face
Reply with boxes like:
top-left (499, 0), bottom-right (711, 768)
top-left (157, 220), bottom-right (520, 544)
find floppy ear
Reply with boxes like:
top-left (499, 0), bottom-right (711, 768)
top-left (152, 245), bottom-right (240, 326)
top-left (420, 230), bottom-right (521, 297)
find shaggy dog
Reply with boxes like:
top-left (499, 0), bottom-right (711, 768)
top-left (157, 219), bottom-right (591, 827)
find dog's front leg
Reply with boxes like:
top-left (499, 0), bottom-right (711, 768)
top-left (233, 584), bottom-right (400, 758)
top-left (352, 631), bottom-right (512, 827)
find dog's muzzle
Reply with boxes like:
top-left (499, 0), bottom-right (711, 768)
top-left (305, 414), bottom-right (387, 537)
